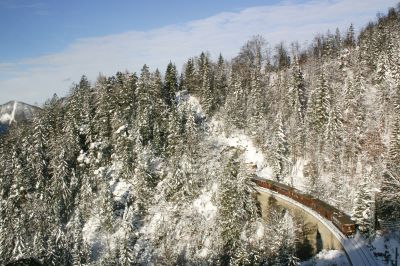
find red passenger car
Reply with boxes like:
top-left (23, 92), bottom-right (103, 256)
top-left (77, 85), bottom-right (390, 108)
top-left (291, 188), bottom-right (314, 208)
top-left (332, 212), bottom-right (356, 236)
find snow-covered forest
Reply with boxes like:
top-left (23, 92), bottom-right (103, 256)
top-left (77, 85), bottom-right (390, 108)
top-left (1, 5), bottom-right (400, 266)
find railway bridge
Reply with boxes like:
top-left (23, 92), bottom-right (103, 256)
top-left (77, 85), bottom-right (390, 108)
top-left (255, 184), bottom-right (378, 266)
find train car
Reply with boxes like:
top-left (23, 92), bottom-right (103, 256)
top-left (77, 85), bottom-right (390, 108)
top-left (332, 212), bottom-right (356, 236)
top-left (251, 178), bottom-right (284, 194)
top-left (290, 188), bottom-right (314, 208)
top-left (311, 199), bottom-right (338, 220)
top-left (273, 182), bottom-right (292, 197)
top-left (252, 177), bottom-right (271, 190)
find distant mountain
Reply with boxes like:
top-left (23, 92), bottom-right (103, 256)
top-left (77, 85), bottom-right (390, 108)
top-left (0, 101), bottom-right (41, 133)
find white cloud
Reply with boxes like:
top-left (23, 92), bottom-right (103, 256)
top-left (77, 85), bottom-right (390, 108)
top-left (0, 0), bottom-right (397, 105)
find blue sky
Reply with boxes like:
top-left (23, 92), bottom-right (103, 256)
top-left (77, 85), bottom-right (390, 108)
top-left (0, 0), bottom-right (397, 104)
top-left (0, 0), bottom-right (282, 61)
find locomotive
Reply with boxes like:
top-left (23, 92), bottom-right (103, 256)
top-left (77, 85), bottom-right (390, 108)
top-left (252, 177), bottom-right (356, 236)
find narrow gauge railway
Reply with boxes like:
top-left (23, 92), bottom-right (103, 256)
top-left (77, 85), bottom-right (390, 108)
top-left (252, 177), bottom-right (356, 236)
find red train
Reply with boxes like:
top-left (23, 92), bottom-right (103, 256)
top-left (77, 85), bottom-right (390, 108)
top-left (252, 177), bottom-right (356, 236)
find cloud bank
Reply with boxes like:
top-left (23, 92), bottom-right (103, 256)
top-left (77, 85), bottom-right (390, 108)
top-left (0, 0), bottom-right (397, 104)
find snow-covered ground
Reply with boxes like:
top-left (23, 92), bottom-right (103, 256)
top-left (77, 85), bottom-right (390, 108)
top-left (192, 184), bottom-right (218, 221)
top-left (209, 117), bottom-right (309, 193)
top-left (301, 249), bottom-right (349, 266)
top-left (209, 117), bottom-right (273, 178)
top-left (371, 231), bottom-right (400, 265)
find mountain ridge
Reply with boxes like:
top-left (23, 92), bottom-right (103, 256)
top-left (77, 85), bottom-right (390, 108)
top-left (0, 100), bottom-right (41, 133)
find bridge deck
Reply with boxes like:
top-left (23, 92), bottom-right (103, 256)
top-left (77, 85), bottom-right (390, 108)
top-left (255, 186), bottom-right (378, 266)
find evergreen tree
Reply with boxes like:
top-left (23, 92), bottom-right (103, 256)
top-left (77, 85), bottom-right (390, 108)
top-left (248, 48), bottom-right (264, 131)
top-left (275, 42), bottom-right (291, 70)
top-left (50, 146), bottom-right (71, 222)
top-left (70, 209), bottom-right (90, 265)
top-left (100, 186), bottom-right (114, 232)
top-left (184, 105), bottom-right (199, 157)
top-left (389, 85), bottom-right (400, 167)
top-left (164, 62), bottom-right (178, 106)
top-left (30, 114), bottom-right (49, 191)
top-left (214, 54), bottom-right (228, 108)
top-left (291, 61), bottom-right (307, 122)
top-left (93, 76), bottom-right (114, 163)
top-left (352, 173), bottom-right (374, 235)
top-left (200, 56), bottom-right (214, 115)
top-left (273, 114), bottom-right (290, 181)
top-left (183, 58), bottom-right (197, 94)
top-left (224, 73), bottom-right (246, 130)
top-left (308, 72), bottom-right (330, 134)
top-left (325, 105), bottom-right (343, 168)
top-left (334, 27), bottom-right (342, 51)
top-left (217, 150), bottom-right (258, 264)
top-left (344, 23), bottom-right (356, 48)
top-left (136, 65), bottom-right (153, 146)
top-left (379, 88), bottom-right (400, 220)
top-left (118, 205), bottom-right (136, 265)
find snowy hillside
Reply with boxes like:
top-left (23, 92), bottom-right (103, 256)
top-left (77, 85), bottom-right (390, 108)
top-left (0, 101), bottom-right (41, 132)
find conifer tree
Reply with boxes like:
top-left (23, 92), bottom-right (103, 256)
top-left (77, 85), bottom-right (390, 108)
top-left (164, 62), bottom-right (178, 106)
top-left (352, 173), bottom-right (373, 235)
top-left (214, 54), bottom-right (228, 108)
top-left (334, 28), bottom-right (342, 50)
top-left (200, 56), bottom-right (214, 115)
top-left (249, 48), bottom-right (264, 131)
top-left (93, 76), bottom-right (114, 163)
top-left (50, 146), bottom-right (71, 222)
top-left (166, 110), bottom-right (181, 158)
top-left (184, 58), bottom-right (197, 94)
top-left (217, 150), bottom-right (258, 264)
top-left (100, 186), bottom-right (114, 232)
top-left (136, 65), bottom-right (153, 146)
top-left (389, 85), bottom-right (400, 167)
top-left (325, 105), bottom-right (343, 166)
top-left (273, 114), bottom-right (289, 181)
top-left (184, 106), bottom-right (199, 157)
top-left (70, 209), bottom-right (90, 265)
top-left (30, 114), bottom-right (49, 191)
top-left (224, 73), bottom-right (246, 130)
top-left (118, 204), bottom-right (136, 265)
top-left (379, 86), bottom-right (400, 220)
top-left (308, 72), bottom-right (330, 134)
top-left (291, 61), bottom-right (307, 122)
top-left (344, 23), bottom-right (356, 48)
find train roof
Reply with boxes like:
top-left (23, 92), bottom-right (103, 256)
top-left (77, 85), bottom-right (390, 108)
top-left (252, 177), bottom-right (300, 192)
top-left (333, 212), bottom-right (354, 224)
top-left (265, 178), bottom-right (292, 190)
top-left (313, 198), bottom-right (339, 212)
top-left (251, 176), bottom-right (266, 182)
top-left (292, 187), bottom-right (314, 198)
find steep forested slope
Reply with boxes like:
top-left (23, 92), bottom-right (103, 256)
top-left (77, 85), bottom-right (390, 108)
top-left (1, 5), bottom-right (400, 266)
